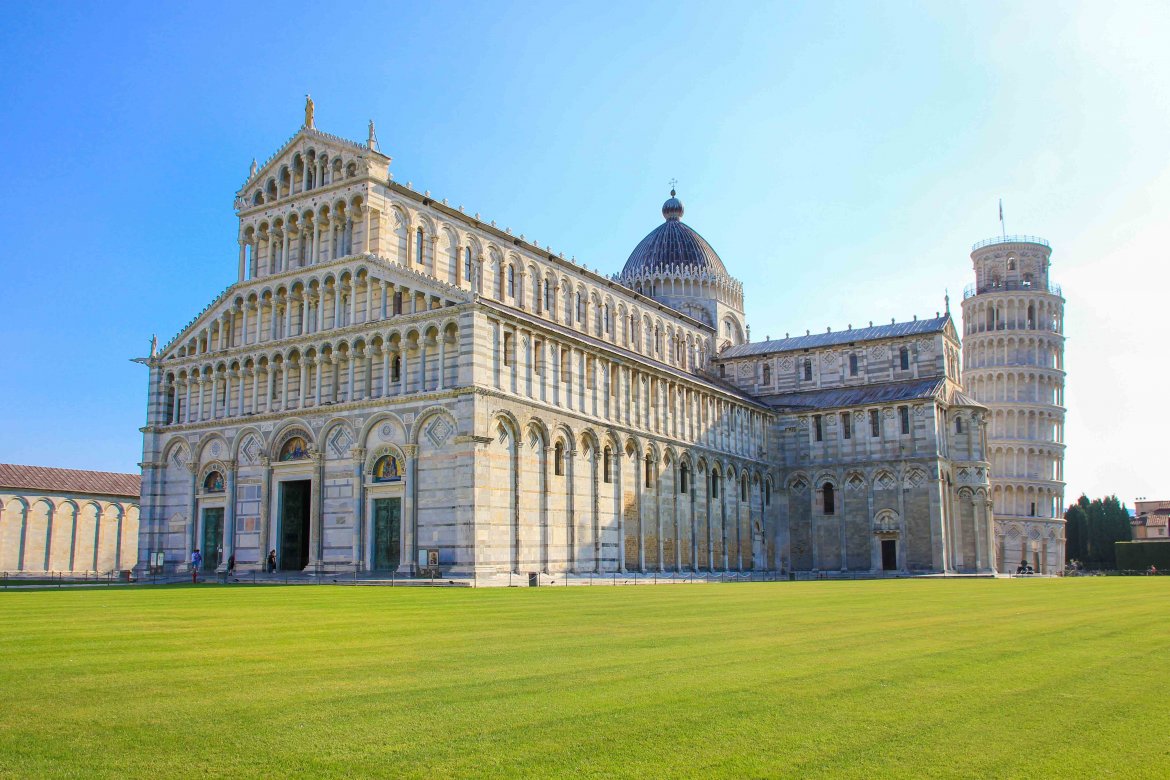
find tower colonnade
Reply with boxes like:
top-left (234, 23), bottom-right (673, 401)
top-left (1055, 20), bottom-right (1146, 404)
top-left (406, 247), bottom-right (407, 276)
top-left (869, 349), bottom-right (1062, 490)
top-left (961, 236), bottom-right (1066, 573)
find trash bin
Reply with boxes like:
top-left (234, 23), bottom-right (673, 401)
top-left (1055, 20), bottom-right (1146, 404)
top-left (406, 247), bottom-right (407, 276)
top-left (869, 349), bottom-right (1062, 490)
top-left (528, 572), bottom-right (539, 587)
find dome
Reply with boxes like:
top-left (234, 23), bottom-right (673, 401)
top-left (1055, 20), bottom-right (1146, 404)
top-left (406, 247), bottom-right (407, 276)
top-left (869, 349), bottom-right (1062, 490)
top-left (619, 190), bottom-right (729, 279)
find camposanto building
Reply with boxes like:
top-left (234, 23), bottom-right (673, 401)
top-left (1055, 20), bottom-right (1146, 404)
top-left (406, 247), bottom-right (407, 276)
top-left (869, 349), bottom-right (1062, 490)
top-left (135, 102), bottom-right (996, 580)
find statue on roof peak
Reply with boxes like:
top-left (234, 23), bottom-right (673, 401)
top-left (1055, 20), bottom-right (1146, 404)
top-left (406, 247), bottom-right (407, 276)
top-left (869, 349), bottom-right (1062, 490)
top-left (304, 94), bottom-right (315, 128)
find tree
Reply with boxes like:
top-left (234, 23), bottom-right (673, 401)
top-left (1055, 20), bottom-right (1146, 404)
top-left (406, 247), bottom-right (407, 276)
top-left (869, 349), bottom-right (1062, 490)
top-left (1064, 494), bottom-right (1132, 568)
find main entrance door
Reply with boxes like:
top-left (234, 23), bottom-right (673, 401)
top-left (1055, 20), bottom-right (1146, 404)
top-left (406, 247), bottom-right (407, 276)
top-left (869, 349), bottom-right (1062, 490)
top-left (373, 498), bottom-right (401, 571)
top-left (201, 508), bottom-right (223, 571)
top-left (279, 480), bottom-right (311, 571)
top-left (881, 538), bottom-right (898, 571)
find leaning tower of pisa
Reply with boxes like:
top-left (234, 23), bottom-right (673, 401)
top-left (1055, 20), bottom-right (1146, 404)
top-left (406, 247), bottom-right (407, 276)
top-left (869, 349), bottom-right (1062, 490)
top-left (961, 235), bottom-right (1066, 573)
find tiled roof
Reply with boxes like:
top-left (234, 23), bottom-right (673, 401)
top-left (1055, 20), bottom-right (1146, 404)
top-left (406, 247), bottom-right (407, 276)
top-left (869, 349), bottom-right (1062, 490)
top-left (620, 217), bottom-right (728, 280)
top-left (719, 316), bottom-right (950, 358)
top-left (756, 377), bottom-right (984, 412)
top-left (0, 464), bottom-right (140, 499)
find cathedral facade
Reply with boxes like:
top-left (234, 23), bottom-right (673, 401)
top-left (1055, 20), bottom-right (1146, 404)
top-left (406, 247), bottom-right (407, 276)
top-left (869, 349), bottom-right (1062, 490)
top-left (135, 107), bottom-right (994, 579)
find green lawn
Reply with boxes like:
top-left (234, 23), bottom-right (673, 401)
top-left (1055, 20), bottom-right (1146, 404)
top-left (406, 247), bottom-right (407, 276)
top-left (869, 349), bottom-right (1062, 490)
top-left (0, 580), bottom-right (1166, 779)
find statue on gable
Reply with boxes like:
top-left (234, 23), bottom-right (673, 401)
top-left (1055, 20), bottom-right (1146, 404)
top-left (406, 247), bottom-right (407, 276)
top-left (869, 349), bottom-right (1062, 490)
top-left (305, 94), bottom-right (315, 128)
top-left (249, 158), bottom-right (258, 178)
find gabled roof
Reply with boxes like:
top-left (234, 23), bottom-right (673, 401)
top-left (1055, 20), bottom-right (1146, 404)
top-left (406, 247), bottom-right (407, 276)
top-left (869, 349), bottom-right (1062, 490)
top-left (720, 315), bottom-right (952, 359)
top-left (0, 464), bottom-right (140, 499)
top-left (237, 125), bottom-right (389, 197)
top-left (756, 377), bottom-right (985, 413)
top-left (159, 254), bottom-right (473, 360)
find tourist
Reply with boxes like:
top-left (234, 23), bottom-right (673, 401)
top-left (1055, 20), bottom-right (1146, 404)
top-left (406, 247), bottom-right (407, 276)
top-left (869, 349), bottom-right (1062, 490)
top-left (267, 549), bottom-right (277, 573)
top-left (191, 549), bottom-right (202, 584)
top-left (227, 554), bottom-right (236, 578)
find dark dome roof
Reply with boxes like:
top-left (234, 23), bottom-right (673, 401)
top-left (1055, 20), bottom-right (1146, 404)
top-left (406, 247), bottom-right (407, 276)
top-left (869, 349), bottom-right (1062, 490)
top-left (620, 191), bottom-right (729, 279)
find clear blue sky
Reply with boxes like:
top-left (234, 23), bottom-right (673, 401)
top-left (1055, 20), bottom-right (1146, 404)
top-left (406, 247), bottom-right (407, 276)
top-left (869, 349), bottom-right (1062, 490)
top-left (1, 1), bottom-right (1166, 505)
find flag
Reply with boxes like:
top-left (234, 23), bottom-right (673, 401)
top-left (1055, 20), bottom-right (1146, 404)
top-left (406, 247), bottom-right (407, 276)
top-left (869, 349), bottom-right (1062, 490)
top-left (999, 199), bottom-right (1003, 222)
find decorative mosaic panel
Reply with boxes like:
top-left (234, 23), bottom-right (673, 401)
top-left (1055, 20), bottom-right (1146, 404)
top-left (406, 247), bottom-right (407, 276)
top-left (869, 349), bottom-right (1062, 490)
top-left (329, 427), bottom-right (353, 458)
top-left (426, 416), bottom-right (455, 449)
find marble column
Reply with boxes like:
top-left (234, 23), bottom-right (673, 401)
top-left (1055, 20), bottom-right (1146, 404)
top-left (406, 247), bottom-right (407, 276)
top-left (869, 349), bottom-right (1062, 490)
top-left (307, 453), bottom-right (324, 570)
top-left (220, 462), bottom-right (237, 572)
top-left (352, 448), bottom-right (366, 569)
top-left (398, 445), bottom-right (419, 575)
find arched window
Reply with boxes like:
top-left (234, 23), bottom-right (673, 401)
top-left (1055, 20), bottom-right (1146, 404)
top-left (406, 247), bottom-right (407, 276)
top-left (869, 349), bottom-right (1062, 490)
top-left (372, 453), bottom-right (401, 482)
top-left (554, 441), bottom-right (565, 476)
top-left (822, 483), bottom-right (835, 515)
top-left (1008, 257), bottom-right (1016, 271)
top-left (203, 471), bottom-right (224, 492)
top-left (711, 470), bottom-right (720, 499)
top-left (603, 304), bottom-right (611, 333)
top-left (955, 415), bottom-right (964, 434)
top-left (415, 228), bottom-right (424, 265)
top-left (603, 447), bottom-right (612, 484)
top-left (576, 292), bottom-right (584, 323)
top-left (762, 365), bottom-right (771, 385)
top-left (849, 354), bottom-right (859, 376)
top-left (679, 462), bottom-right (689, 494)
top-left (765, 480), bottom-right (772, 506)
top-left (899, 347), bottom-right (910, 371)
top-left (279, 436), bottom-right (309, 461)
top-left (644, 454), bottom-right (653, 488)
top-left (803, 358), bottom-right (812, 381)
top-left (463, 247), bottom-right (472, 284)
top-left (506, 265), bottom-right (515, 298)
top-left (543, 280), bottom-right (552, 314)
top-left (741, 476), bottom-right (748, 501)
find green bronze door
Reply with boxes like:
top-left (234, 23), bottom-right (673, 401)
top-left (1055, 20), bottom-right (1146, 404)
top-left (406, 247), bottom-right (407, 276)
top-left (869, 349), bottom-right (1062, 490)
top-left (373, 498), bottom-right (401, 571)
top-left (201, 508), bottom-right (224, 571)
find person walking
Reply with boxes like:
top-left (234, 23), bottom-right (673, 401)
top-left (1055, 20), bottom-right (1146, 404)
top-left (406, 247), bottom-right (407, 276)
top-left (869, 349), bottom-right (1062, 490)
top-left (227, 553), bottom-right (236, 579)
top-left (267, 549), bottom-right (277, 573)
top-left (191, 549), bottom-right (202, 584)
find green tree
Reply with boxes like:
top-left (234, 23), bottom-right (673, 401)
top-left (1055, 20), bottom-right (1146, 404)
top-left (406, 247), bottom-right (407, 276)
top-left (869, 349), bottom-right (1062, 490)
top-left (1065, 501), bottom-right (1088, 562)
top-left (1064, 494), bottom-right (1132, 568)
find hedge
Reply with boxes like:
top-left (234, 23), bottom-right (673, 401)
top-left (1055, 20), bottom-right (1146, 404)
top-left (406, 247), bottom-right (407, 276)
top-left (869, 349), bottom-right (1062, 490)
top-left (1114, 541), bottom-right (1170, 571)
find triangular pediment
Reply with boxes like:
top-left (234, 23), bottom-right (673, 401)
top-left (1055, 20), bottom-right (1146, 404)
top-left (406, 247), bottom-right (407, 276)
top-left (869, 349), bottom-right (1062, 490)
top-left (942, 316), bottom-right (959, 343)
top-left (157, 254), bottom-right (471, 363)
top-left (235, 125), bottom-right (390, 212)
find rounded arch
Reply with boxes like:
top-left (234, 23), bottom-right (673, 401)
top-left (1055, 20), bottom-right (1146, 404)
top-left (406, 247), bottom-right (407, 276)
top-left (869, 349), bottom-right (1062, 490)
top-left (365, 443), bottom-right (406, 480)
top-left (524, 416), bottom-right (552, 450)
top-left (162, 437), bottom-right (191, 468)
top-left (489, 408), bottom-right (522, 440)
top-left (411, 405), bottom-right (460, 446)
top-left (359, 411), bottom-right (408, 445)
top-left (270, 420), bottom-right (315, 459)
top-left (195, 433), bottom-right (230, 465)
top-left (319, 417), bottom-right (357, 459)
top-left (231, 426), bottom-right (266, 464)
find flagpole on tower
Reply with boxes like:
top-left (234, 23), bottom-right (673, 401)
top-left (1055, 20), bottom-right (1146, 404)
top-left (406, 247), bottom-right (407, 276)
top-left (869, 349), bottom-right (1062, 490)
top-left (999, 198), bottom-right (1006, 239)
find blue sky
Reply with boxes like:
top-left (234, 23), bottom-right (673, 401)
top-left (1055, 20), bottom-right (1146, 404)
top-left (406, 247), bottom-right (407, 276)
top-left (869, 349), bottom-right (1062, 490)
top-left (0, 1), bottom-right (1166, 504)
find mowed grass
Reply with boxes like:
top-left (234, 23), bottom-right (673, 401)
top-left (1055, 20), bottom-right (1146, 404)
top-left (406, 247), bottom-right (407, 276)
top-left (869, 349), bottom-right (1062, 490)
top-left (0, 580), bottom-right (1167, 779)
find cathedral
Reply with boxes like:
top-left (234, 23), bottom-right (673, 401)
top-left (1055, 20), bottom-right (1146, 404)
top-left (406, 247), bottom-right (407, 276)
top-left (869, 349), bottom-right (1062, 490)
top-left (135, 101), bottom-right (1010, 580)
